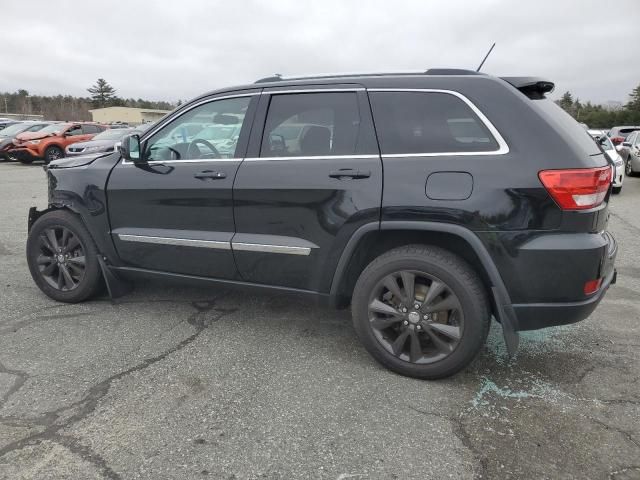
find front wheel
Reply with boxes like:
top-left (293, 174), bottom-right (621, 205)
top-left (26, 210), bottom-right (102, 303)
top-left (351, 245), bottom-right (490, 379)
top-left (625, 159), bottom-right (635, 177)
top-left (44, 145), bottom-right (64, 163)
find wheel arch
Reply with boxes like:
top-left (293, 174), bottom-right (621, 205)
top-left (329, 221), bottom-right (519, 354)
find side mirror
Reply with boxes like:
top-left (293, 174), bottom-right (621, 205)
top-left (119, 134), bottom-right (142, 162)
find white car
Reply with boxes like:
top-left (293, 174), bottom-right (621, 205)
top-left (589, 130), bottom-right (623, 194)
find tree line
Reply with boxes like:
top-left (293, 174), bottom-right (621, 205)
top-left (0, 79), bottom-right (178, 122)
top-left (555, 83), bottom-right (640, 128)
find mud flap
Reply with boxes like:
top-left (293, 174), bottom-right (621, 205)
top-left (491, 286), bottom-right (520, 356)
top-left (97, 256), bottom-right (133, 299)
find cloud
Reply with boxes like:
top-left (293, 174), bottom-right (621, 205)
top-left (0, 0), bottom-right (638, 104)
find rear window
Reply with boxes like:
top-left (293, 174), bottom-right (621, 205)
top-left (369, 91), bottom-right (499, 155)
top-left (619, 128), bottom-right (640, 138)
top-left (530, 99), bottom-right (601, 156)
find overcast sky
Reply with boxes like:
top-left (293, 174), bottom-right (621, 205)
top-left (1, 0), bottom-right (639, 105)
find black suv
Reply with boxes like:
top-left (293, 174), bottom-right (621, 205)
top-left (26, 70), bottom-right (617, 379)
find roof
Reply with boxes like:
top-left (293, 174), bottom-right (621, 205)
top-left (88, 106), bottom-right (171, 114)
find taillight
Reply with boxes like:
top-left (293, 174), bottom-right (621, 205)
top-left (584, 278), bottom-right (602, 295)
top-left (538, 166), bottom-right (611, 210)
top-left (611, 136), bottom-right (624, 145)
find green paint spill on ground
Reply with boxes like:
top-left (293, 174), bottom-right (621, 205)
top-left (470, 375), bottom-right (573, 410)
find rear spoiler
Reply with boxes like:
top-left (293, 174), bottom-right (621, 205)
top-left (501, 77), bottom-right (555, 99)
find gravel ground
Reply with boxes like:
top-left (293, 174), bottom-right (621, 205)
top-left (0, 161), bottom-right (638, 480)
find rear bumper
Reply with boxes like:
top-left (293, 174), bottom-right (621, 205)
top-left (511, 231), bottom-right (617, 330)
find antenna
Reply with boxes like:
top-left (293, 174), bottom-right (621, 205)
top-left (476, 43), bottom-right (496, 72)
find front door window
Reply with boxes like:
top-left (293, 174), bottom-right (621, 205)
top-left (144, 97), bottom-right (251, 161)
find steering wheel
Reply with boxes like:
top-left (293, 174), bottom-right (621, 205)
top-left (187, 138), bottom-right (221, 159)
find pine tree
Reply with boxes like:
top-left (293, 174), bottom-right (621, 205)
top-left (87, 79), bottom-right (117, 108)
top-left (558, 91), bottom-right (574, 112)
top-left (626, 83), bottom-right (640, 112)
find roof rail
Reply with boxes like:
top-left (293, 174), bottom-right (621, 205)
top-left (253, 68), bottom-right (483, 84)
top-left (424, 68), bottom-right (482, 76)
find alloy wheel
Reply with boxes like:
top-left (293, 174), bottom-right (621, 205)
top-left (367, 270), bottom-right (464, 364)
top-left (36, 226), bottom-right (86, 291)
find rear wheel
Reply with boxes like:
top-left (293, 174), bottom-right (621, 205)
top-left (44, 145), bottom-right (64, 163)
top-left (612, 186), bottom-right (622, 194)
top-left (26, 210), bottom-right (102, 303)
top-left (351, 245), bottom-right (490, 379)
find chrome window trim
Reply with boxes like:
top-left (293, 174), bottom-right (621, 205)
top-left (118, 234), bottom-right (230, 250)
top-left (231, 242), bottom-right (311, 256)
top-left (367, 88), bottom-right (509, 157)
top-left (244, 154), bottom-right (379, 162)
top-left (122, 157), bottom-right (242, 165)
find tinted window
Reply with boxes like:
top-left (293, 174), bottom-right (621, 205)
top-left (82, 124), bottom-right (100, 134)
top-left (261, 92), bottom-right (360, 157)
top-left (528, 99), bottom-right (601, 156)
top-left (66, 125), bottom-right (83, 136)
top-left (369, 91), bottom-right (498, 155)
top-left (144, 96), bottom-right (251, 161)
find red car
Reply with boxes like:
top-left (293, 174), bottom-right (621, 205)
top-left (9, 122), bottom-right (106, 163)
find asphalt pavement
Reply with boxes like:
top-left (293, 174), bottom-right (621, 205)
top-left (0, 161), bottom-right (638, 479)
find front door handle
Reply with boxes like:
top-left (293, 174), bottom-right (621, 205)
top-left (194, 170), bottom-right (226, 180)
top-left (329, 168), bottom-right (371, 179)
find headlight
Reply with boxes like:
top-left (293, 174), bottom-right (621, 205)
top-left (27, 140), bottom-right (40, 145)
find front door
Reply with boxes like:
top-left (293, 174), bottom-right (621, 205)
top-left (232, 86), bottom-right (383, 292)
top-left (107, 92), bottom-right (259, 278)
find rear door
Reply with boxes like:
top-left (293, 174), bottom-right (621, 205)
top-left (106, 91), bottom-right (259, 278)
top-left (232, 86), bottom-right (382, 292)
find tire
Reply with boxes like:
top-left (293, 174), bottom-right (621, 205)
top-left (625, 159), bottom-right (635, 177)
top-left (612, 186), bottom-right (622, 195)
top-left (19, 158), bottom-right (34, 164)
top-left (44, 145), bottom-right (64, 163)
top-left (351, 244), bottom-right (490, 379)
top-left (26, 210), bottom-right (102, 303)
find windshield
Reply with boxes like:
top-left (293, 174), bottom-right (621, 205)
top-left (91, 129), bottom-right (132, 141)
top-left (0, 123), bottom-right (31, 137)
top-left (36, 124), bottom-right (70, 135)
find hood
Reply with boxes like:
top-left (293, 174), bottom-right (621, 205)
top-left (47, 152), bottom-right (111, 169)
top-left (16, 131), bottom-right (58, 141)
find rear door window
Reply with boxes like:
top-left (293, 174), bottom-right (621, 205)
top-left (260, 92), bottom-right (360, 157)
top-left (369, 91), bottom-right (499, 155)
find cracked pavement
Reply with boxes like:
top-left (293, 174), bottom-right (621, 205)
top-left (0, 162), bottom-right (639, 480)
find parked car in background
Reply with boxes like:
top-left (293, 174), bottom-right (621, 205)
top-left (0, 121), bottom-right (52, 160)
top-left (66, 128), bottom-right (134, 156)
top-left (608, 126), bottom-right (640, 147)
top-left (26, 71), bottom-right (616, 379)
top-left (8, 122), bottom-right (106, 163)
top-left (590, 130), bottom-right (624, 193)
top-left (620, 130), bottom-right (640, 176)
top-left (0, 120), bottom-right (19, 131)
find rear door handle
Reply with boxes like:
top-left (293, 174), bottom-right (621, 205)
top-left (329, 168), bottom-right (371, 179)
top-left (194, 170), bottom-right (226, 180)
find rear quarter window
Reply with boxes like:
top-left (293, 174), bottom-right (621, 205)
top-left (369, 91), bottom-right (500, 155)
